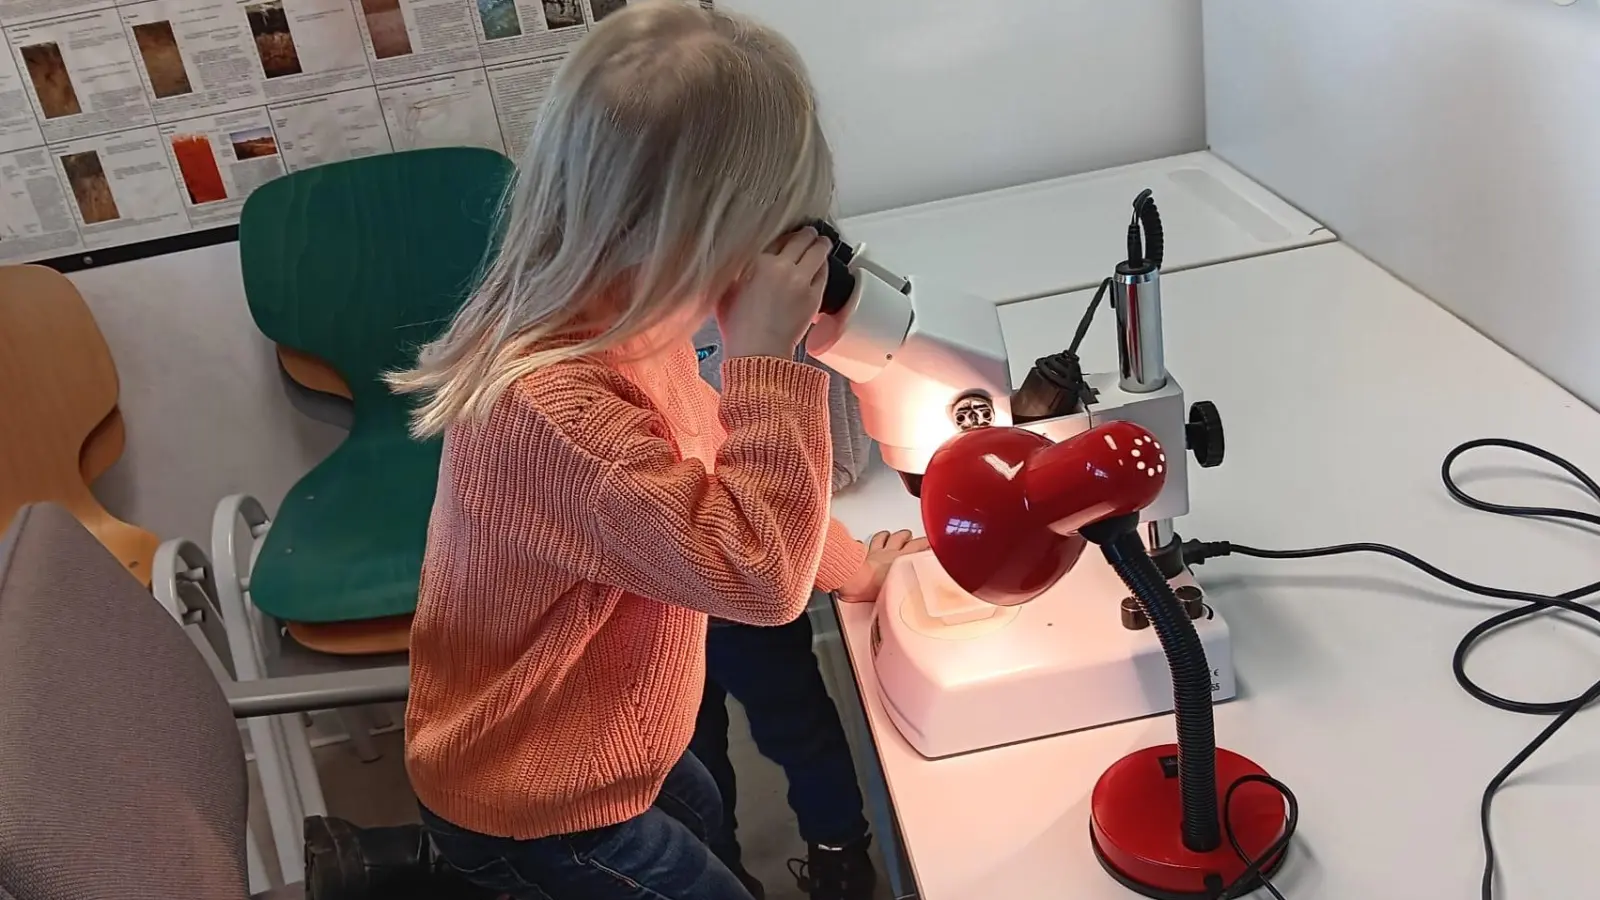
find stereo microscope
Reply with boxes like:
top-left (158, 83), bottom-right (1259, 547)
top-left (807, 193), bottom-right (1232, 759)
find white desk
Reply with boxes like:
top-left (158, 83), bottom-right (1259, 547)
top-left (838, 152), bottom-right (1333, 306)
top-left (830, 242), bottom-right (1600, 899)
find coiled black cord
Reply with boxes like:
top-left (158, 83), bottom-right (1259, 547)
top-left (1126, 188), bottom-right (1165, 270)
top-left (1101, 529), bottom-right (1222, 853)
top-left (1223, 775), bottom-right (1296, 900)
top-left (1184, 438), bottom-right (1600, 899)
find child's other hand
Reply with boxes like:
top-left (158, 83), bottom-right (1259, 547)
top-left (720, 227), bottom-right (832, 359)
top-left (837, 530), bottom-right (929, 604)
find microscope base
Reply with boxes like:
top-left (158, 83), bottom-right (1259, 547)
top-left (870, 550), bottom-right (1236, 760)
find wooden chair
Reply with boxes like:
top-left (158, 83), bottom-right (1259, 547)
top-left (229, 147), bottom-right (509, 642)
top-left (0, 265), bottom-right (159, 585)
top-left (277, 345), bottom-right (351, 400)
top-left (81, 408), bottom-right (126, 483)
top-left (270, 345), bottom-right (412, 655)
top-left (205, 148), bottom-right (509, 882)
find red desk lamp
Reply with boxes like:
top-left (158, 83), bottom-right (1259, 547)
top-left (920, 419), bottom-right (1292, 899)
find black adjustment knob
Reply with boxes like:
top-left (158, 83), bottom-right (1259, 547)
top-left (1174, 585), bottom-right (1207, 620)
top-left (1120, 597), bottom-right (1150, 631)
top-left (1186, 401), bottom-right (1225, 468)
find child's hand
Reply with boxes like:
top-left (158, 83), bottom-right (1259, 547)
top-left (720, 227), bottom-right (832, 359)
top-left (837, 530), bottom-right (929, 603)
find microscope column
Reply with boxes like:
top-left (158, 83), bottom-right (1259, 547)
top-left (1113, 263), bottom-right (1179, 564)
top-left (1113, 263), bottom-right (1165, 394)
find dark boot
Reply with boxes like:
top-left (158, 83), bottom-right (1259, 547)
top-left (790, 835), bottom-right (877, 900)
top-left (731, 864), bottom-right (767, 900)
top-left (304, 816), bottom-right (497, 900)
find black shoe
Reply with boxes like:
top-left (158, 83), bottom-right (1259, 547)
top-left (788, 836), bottom-right (877, 900)
top-left (304, 816), bottom-right (497, 900)
top-left (731, 864), bottom-right (767, 899)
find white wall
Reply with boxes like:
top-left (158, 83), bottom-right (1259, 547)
top-left (724, 0), bottom-right (1205, 216)
top-left (1204, 0), bottom-right (1600, 407)
top-left (77, 0), bottom-right (1205, 545)
top-left (72, 242), bottom-right (344, 544)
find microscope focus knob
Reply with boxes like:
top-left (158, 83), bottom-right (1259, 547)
top-left (1186, 401), bottom-right (1225, 468)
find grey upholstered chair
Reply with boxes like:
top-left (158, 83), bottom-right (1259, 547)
top-left (0, 503), bottom-right (305, 900)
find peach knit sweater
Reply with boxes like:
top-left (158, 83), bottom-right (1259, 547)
top-left (405, 341), bottom-right (867, 840)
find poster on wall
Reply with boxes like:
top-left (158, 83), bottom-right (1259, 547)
top-left (0, 0), bottom-right (711, 266)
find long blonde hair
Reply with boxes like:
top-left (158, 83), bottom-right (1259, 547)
top-left (388, 0), bottom-right (835, 438)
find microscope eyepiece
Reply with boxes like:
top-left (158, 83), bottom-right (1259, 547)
top-left (804, 220), bottom-right (859, 316)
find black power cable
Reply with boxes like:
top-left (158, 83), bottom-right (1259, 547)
top-left (1224, 775), bottom-right (1297, 900)
top-left (1183, 438), bottom-right (1600, 900)
top-left (1070, 277), bottom-right (1113, 357)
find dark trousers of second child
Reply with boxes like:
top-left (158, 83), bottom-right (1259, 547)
top-left (689, 596), bottom-right (872, 899)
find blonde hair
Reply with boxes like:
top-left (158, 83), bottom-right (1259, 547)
top-left (388, 0), bottom-right (835, 438)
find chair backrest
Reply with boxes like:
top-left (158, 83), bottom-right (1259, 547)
top-left (234, 148), bottom-right (513, 626)
top-left (0, 266), bottom-right (157, 584)
top-left (238, 147), bottom-right (513, 426)
top-left (79, 408), bottom-right (126, 483)
top-left (0, 504), bottom-right (248, 900)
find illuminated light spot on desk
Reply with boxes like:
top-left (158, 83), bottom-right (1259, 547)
top-left (1131, 449), bottom-right (1141, 458)
top-left (1160, 453), bottom-right (1166, 463)
top-left (1147, 468), bottom-right (1156, 477)
top-left (1136, 461), bottom-right (1146, 471)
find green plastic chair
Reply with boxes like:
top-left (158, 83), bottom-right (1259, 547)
top-left (236, 147), bottom-right (513, 626)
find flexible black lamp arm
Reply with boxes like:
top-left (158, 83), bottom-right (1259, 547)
top-left (1085, 518), bottom-right (1221, 853)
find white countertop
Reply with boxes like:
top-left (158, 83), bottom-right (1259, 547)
top-left (829, 242), bottom-right (1600, 899)
top-left (838, 152), bottom-right (1333, 306)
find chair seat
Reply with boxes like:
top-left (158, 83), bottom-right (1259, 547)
top-left (249, 427), bottom-right (440, 623)
top-left (264, 622), bottom-right (408, 677)
top-left (286, 616), bottom-right (412, 656)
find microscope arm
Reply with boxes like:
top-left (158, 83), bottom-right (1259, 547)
top-left (806, 263), bottom-right (1014, 480)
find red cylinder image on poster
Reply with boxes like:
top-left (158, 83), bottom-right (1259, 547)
top-left (170, 134), bottom-right (227, 205)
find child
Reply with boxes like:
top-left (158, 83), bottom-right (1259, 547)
top-left (690, 319), bottom-right (882, 900)
top-left (386, 4), bottom-right (923, 899)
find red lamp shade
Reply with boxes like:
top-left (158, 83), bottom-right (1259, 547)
top-left (920, 420), bottom-right (1169, 606)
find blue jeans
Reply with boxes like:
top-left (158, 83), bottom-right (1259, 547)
top-left (420, 752), bottom-right (754, 900)
top-left (690, 600), bottom-right (869, 867)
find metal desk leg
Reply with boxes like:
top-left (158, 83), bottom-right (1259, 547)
top-left (810, 596), bottom-right (918, 899)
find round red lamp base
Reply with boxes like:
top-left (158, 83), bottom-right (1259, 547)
top-left (1090, 745), bottom-right (1288, 900)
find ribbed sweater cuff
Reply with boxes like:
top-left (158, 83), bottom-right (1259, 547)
top-left (719, 355), bottom-right (831, 407)
top-left (815, 518), bottom-right (867, 593)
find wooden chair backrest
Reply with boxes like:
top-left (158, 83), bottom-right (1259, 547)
top-left (277, 345), bottom-right (351, 399)
top-left (81, 408), bottom-right (125, 483)
top-left (0, 265), bottom-right (158, 584)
